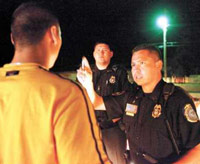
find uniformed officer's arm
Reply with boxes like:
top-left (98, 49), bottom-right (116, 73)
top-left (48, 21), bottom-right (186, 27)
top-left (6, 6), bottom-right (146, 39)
top-left (103, 93), bottom-right (128, 119)
top-left (173, 143), bottom-right (200, 164)
top-left (84, 84), bottom-right (106, 110)
top-left (77, 56), bottom-right (106, 110)
top-left (172, 88), bottom-right (200, 163)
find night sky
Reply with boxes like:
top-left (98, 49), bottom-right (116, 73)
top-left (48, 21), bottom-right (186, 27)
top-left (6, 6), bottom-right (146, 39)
top-left (0, 0), bottom-right (200, 76)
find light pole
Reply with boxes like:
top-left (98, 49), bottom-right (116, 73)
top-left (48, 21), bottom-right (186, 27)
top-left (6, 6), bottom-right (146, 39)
top-left (157, 16), bottom-right (169, 80)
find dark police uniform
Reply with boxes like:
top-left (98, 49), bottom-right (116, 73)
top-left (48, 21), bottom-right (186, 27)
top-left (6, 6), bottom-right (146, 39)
top-left (92, 64), bottom-right (131, 164)
top-left (103, 80), bottom-right (200, 164)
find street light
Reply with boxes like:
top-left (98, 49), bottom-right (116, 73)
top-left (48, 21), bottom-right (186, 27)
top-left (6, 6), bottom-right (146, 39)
top-left (157, 16), bottom-right (169, 80)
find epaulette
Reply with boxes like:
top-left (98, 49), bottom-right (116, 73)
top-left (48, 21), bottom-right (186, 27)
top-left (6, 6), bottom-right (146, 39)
top-left (111, 64), bottom-right (118, 72)
top-left (163, 83), bottom-right (175, 101)
top-left (111, 64), bottom-right (126, 72)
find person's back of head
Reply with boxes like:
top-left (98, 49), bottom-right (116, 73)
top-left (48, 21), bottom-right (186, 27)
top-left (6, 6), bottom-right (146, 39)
top-left (10, 2), bottom-right (62, 69)
top-left (11, 2), bottom-right (59, 47)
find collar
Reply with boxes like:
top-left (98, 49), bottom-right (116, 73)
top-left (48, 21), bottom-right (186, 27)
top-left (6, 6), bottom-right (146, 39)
top-left (148, 80), bottom-right (165, 102)
top-left (136, 80), bottom-right (165, 103)
top-left (3, 63), bottom-right (48, 71)
top-left (93, 64), bottom-right (112, 73)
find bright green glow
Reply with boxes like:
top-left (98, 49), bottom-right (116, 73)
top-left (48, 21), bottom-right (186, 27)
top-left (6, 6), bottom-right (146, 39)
top-left (157, 16), bottom-right (169, 29)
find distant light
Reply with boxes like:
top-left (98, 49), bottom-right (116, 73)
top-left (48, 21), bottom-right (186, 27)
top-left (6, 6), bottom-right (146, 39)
top-left (157, 16), bottom-right (169, 29)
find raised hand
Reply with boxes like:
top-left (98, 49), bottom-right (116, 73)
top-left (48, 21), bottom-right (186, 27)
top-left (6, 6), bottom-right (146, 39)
top-left (77, 56), bottom-right (93, 90)
top-left (77, 56), bottom-right (105, 109)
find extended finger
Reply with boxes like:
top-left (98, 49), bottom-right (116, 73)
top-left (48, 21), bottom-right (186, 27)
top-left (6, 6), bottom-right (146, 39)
top-left (82, 56), bottom-right (91, 70)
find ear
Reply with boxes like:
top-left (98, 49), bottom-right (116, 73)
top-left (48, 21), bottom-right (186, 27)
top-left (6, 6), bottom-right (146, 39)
top-left (10, 33), bottom-right (15, 45)
top-left (110, 51), bottom-right (113, 58)
top-left (49, 25), bottom-right (59, 45)
top-left (156, 60), bottom-right (163, 71)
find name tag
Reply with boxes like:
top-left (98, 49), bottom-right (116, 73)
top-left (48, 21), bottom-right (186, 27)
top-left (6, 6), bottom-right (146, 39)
top-left (125, 103), bottom-right (138, 117)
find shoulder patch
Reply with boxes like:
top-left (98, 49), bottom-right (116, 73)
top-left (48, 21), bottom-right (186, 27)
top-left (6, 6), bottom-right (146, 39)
top-left (184, 104), bottom-right (199, 123)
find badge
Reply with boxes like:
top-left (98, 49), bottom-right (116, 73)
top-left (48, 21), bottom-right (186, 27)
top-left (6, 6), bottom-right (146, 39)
top-left (184, 104), bottom-right (199, 123)
top-left (125, 103), bottom-right (138, 117)
top-left (152, 104), bottom-right (162, 118)
top-left (109, 76), bottom-right (116, 84)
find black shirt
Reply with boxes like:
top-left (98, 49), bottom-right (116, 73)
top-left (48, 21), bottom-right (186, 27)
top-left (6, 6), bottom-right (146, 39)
top-left (104, 80), bottom-right (200, 163)
top-left (92, 64), bottom-right (131, 96)
top-left (92, 64), bottom-right (132, 123)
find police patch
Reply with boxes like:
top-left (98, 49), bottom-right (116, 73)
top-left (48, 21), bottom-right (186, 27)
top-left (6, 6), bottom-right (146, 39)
top-left (184, 104), bottom-right (199, 123)
top-left (109, 76), bottom-right (116, 84)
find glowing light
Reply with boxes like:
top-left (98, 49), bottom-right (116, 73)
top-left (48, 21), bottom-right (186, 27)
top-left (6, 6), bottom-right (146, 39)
top-left (157, 16), bottom-right (169, 29)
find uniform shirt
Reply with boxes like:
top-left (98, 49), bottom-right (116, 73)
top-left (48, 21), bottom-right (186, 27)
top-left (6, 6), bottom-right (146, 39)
top-left (93, 64), bottom-right (130, 96)
top-left (104, 80), bottom-right (200, 163)
top-left (92, 64), bottom-right (131, 122)
top-left (0, 63), bottom-right (110, 164)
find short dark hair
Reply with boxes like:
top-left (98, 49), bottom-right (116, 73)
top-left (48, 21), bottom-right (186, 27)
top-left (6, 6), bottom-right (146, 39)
top-left (94, 41), bottom-right (114, 51)
top-left (11, 2), bottom-right (59, 46)
top-left (132, 44), bottom-right (162, 60)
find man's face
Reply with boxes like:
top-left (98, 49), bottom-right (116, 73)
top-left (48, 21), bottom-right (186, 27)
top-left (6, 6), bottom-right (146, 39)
top-left (131, 49), bottom-right (162, 87)
top-left (93, 43), bottom-right (113, 66)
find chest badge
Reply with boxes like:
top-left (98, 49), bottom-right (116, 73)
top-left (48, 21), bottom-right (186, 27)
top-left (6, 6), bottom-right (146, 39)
top-left (125, 103), bottom-right (138, 117)
top-left (152, 104), bottom-right (162, 118)
top-left (109, 76), bottom-right (116, 84)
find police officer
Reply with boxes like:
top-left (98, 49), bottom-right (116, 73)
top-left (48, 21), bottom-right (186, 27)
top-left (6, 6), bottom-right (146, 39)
top-left (77, 44), bottom-right (200, 164)
top-left (91, 42), bottom-right (131, 164)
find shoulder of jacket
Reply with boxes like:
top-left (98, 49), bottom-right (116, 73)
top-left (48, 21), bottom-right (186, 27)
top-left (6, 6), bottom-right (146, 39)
top-left (174, 85), bottom-right (192, 97)
top-left (111, 64), bottom-right (126, 72)
top-left (165, 83), bottom-right (193, 101)
top-left (163, 82), bottom-right (175, 96)
top-left (49, 72), bottom-right (83, 88)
